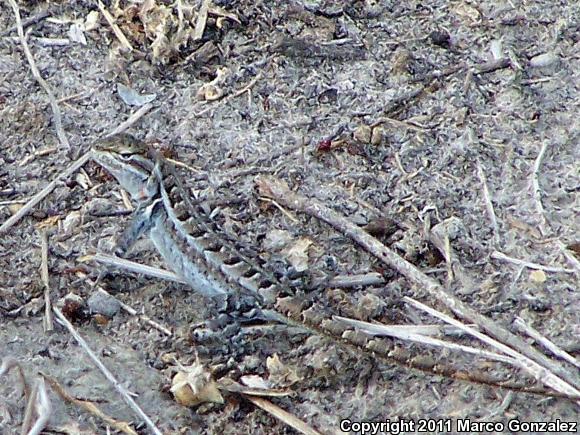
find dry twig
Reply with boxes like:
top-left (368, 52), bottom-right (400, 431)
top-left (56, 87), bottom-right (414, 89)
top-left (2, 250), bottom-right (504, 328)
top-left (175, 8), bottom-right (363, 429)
top-left (41, 373), bottom-right (138, 435)
top-left (21, 378), bottom-right (51, 435)
top-left (531, 141), bottom-right (549, 235)
top-left (104, 103), bottom-right (155, 138)
top-left (97, 288), bottom-right (173, 336)
top-left (513, 317), bottom-right (580, 370)
top-left (404, 297), bottom-right (580, 401)
top-left (242, 395), bottom-right (323, 435)
top-left (476, 161), bottom-right (499, 243)
top-left (52, 307), bottom-right (163, 435)
top-left (334, 315), bottom-right (517, 366)
top-left (40, 230), bottom-right (54, 332)
top-left (8, 0), bottom-right (70, 149)
top-left (0, 8), bottom-right (48, 36)
top-left (491, 250), bottom-right (575, 274)
top-left (0, 151), bottom-right (93, 234)
top-left (96, 0), bottom-right (134, 51)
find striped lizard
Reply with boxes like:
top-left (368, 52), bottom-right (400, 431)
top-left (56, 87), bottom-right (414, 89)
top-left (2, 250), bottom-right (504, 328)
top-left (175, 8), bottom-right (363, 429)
top-left (90, 133), bottom-right (562, 396)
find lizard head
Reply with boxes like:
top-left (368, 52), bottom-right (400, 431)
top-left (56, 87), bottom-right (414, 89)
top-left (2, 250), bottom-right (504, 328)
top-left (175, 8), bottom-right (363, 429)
top-left (92, 134), bottom-right (159, 203)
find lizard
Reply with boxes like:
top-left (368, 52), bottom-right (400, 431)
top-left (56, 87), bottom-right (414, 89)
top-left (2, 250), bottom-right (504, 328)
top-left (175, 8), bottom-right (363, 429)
top-left (90, 133), bottom-right (571, 397)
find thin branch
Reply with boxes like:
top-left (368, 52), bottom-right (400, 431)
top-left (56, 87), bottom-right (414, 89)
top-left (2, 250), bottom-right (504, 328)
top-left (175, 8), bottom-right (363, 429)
top-left (242, 395), bottom-right (323, 435)
top-left (513, 317), bottom-right (580, 370)
top-left (42, 373), bottom-right (138, 435)
top-left (97, 288), bottom-right (173, 336)
top-left (40, 230), bottom-right (54, 332)
top-left (96, 0), bottom-right (134, 51)
top-left (491, 250), bottom-right (575, 274)
top-left (24, 379), bottom-right (51, 435)
top-left (0, 151), bottom-right (93, 234)
top-left (0, 8), bottom-right (49, 37)
top-left (531, 141), bottom-right (549, 235)
top-left (104, 103), bottom-right (154, 138)
top-left (8, 0), bottom-right (70, 149)
top-left (87, 253), bottom-right (186, 284)
top-left (404, 297), bottom-right (580, 401)
top-left (476, 161), bottom-right (499, 243)
top-left (52, 307), bottom-right (163, 435)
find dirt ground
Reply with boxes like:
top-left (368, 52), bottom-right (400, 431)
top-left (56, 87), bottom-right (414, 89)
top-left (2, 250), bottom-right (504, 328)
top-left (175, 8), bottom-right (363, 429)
top-left (0, 0), bottom-right (579, 434)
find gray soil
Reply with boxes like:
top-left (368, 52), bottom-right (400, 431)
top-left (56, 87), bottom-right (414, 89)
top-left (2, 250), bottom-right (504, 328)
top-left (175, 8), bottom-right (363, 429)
top-left (0, 1), bottom-right (579, 434)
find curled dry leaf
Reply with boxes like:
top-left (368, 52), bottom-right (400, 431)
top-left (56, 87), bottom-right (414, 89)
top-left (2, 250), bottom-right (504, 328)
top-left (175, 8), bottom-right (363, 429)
top-left (171, 361), bottom-right (224, 407)
top-left (282, 237), bottom-right (313, 272)
top-left (239, 375), bottom-right (271, 390)
top-left (263, 229), bottom-right (292, 251)
top-left (353, 124), bottom-right (372, 143)
top-left (197, 67), bottom-right (229, 101)
top-left (266, 354), bottom-right (301, 387)
top-left (117, 83), bottom-right (157, 106)
top-left (84, 10), bottom-right (101, 32)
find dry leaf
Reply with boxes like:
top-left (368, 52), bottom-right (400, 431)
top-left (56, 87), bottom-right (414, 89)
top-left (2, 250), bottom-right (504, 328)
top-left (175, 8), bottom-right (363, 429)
top-left (239, 375), bottom-right (271, 390)
top-left (283, 238), bottom-right (313, 272)
top-left (453, 3), bottom-right (481, 23)
top-left (266, 354), bottom-right (301, 387)
top-left (353, 125), bottom-right (372, 143)
top-left (171, 361), bottom-right (224, 407)
top-left (84, 10), bottom-right (101, 31)
top-left (263, 229), bottom-right (292, 251)
top-left (529, 269), bottom-right (547, 283)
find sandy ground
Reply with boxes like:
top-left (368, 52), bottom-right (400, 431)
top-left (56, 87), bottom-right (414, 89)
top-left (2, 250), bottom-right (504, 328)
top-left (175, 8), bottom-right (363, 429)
top-left (0, 1), bottom-right (578, 434)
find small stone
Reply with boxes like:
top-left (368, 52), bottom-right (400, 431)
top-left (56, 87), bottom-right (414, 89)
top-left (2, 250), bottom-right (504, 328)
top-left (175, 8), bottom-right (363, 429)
top-left (354, 125), bottom-right (372, 143)
top-left (529, 52), bottom-right (558, 68)
top-left (370, 126), bottom-right (383, 145)
top-left (87, 291), bottom-right (121, 318)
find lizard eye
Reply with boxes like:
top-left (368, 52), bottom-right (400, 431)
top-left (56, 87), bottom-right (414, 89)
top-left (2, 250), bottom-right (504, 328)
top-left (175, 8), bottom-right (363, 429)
top-left (97, 134), bottom-right (147, 156)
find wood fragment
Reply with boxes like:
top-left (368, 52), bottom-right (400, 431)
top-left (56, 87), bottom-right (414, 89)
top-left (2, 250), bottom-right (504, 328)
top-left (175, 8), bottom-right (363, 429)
top-left (52, 307), bottom-right (163, 435)
top-left (41, 373), bottom-right (138, 435)
top-left (40, 230), bottom-right (54, 332)
top-left (96, 0), bottom-right (134, 51)
top-left (193, 0), bottom-right (211, 41)
top-left (242, 395), bottom-right (323, 435)
top-left (491, 250), bottom-right (575, 274)
top-left (7, 0), bottom-right (70, 149)
top-left (0, 151), bottom-right (92, 234)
